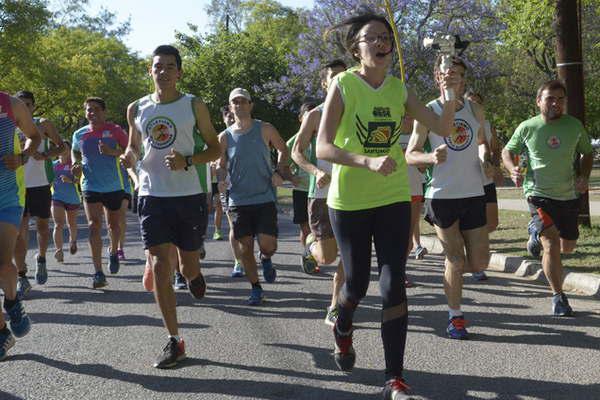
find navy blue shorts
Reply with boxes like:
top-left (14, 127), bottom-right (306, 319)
top-left (228, 201), bottom-right (278, 240)
top-left (138, 193), bottom-right (208, 251)
top-left (424, 196), bottom-right (487, 230)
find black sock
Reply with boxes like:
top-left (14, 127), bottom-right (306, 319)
top-left (0, 324), bottom-right (9, 334)
top-left (18, 271), bottom-right (26, 278)
top-left (37, 255), bottom-right (45, 261)
top-left (4, 298), bottom-right (17, 312)
top-left (336, 304), bottom-right (354, 333)
top-left (251, 281), bottom-right (262, 290)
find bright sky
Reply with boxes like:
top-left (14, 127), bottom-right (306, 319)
top-left (68, 0), bottom-right (315, 56)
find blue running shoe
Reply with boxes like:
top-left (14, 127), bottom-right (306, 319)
top-left (173, 272), bottom-right (187, 290)
top-left (260, 255), bottom-right (277, 283)
top-left (552, 293), bottom-right (573, 317)
top-left (447, 316), bottom-right (468, 340)
top-left (247, 286), bottom-right (264, 306)
top-left (92, 271), bottom-right (108, 289)
top-left (527, 220), bottom-right (542, 258)
top-left (6, 300), bottom-right (32, 338)
top-left (0, 329), bottom-right (16, 361)
top-left (16, 276), bottom-right (32, 300)
top-left (472, 271), bottom-right (488, 281)
top-left (231, 260), bottom-right (245, 278)
top-left (108, 252), bottom-right (120, 274)
top-left (35, 254), bottom-right (47, 285)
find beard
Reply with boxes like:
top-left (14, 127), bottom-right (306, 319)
top-left (544, 107), bottom-right (562, 121)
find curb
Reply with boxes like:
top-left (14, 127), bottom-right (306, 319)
top-left (419, 235), bottom-right (600, 298)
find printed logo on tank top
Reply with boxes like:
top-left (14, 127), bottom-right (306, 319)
top-left (356, 107), bottom-right (401, 155)
top-left (547, 135), bottom-right (561, 149)
top-left (444, 119), bottom-right (473, 151)
top-left (145, 116), bottom-right (177, 149)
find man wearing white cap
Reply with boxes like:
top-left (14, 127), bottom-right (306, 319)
top-left (217, 87), bottom-right (290, 305)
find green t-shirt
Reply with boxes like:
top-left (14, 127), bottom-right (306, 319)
top-left (505, 114), bottom-right (592, 200)
top-left (286, 133), bottom-right (309, 192)
top-left (327, 71), bottom-right (410, 211)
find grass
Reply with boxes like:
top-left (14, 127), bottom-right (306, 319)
top-left (420, 209), bottom-right (600, 274)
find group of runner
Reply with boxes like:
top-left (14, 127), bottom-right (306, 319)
top-left (0, 9), bottom-right (594, 400)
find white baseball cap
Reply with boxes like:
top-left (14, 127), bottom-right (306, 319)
top-left (229, 88), bottom-right (252, 102)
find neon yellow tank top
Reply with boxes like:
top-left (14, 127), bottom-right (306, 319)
top-left (327, 71), bottom-right (410, 211)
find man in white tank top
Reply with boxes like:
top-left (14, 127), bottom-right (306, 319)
top-left (291, 59), bottom-right (346, 326)
top-left (121, 45), bottom-right (220, 369)
top-left (14, 91), bottom-right (65, 298)
top-left (406, 57), bottom-right (494, 340)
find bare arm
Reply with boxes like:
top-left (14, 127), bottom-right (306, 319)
top-left (2, 97), bottom-right (42, 170)
top-left (39, 119), bottom-right (65, 158)
top-left (191, 98), bottom-right (221, 164)
top-left (121, 101), bottom-right (142, 169)
top-left (263, 122), bottom-right (292, 182)
top-left (405, 119), bottom-right (447, 167)
top-left (405, 90), bottom-right (457, 137)
top-left (291, 109), bottom-right (321, 176)
top-left (216, 131), bottom-right (228, 185)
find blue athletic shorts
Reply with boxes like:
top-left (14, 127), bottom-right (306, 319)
top-left (0, 206), bottom-right (24, 228)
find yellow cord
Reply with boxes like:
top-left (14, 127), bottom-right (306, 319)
top-left (383, 0), bottom-right (405, 82)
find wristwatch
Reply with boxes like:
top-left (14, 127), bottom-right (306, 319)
top-left (185, 155), bottom-right (193, 170)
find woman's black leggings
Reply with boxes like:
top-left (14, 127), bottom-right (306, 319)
top-left (329, 201), bottom-right (410, 381)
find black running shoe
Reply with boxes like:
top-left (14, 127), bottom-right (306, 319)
top-left (188, 273), bottom-right (206, 299)
top-left (153, 337), bottom-right (186, 369)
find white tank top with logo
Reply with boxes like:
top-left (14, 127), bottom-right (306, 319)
top-left (426, 99), bottom-right (484, 199)
top-left (18, 118), bottom-right (51, 188)
top-left (135, 94), bottom-right (210, 197)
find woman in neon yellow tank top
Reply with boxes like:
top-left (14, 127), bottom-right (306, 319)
top-left (315, 11), bottom-right (461, 399)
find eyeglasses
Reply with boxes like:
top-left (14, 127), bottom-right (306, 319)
top-left (357, 34), bottom-right (393, 45)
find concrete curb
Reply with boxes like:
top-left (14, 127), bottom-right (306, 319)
top-left (420, 235), bottom-right (600, 298)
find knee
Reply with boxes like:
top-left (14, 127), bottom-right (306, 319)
top-left (259, 243), bottom-right (276, 258)
top-left (38, 219), bottom-right (50, 231)
top-left (88, 219), bottom-right (101, 235)
top-left (54, 221), bottom-right (65, 230)
top-left (561, 241), bottom-right (576, 254)
top-left (151, 257), bottom-right (170, 279)
top-left (487, 221), bottom-right (498, 233)
top-left (446, 253), bottom-right (465, 271)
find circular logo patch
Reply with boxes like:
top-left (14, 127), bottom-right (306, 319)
top-left (444, 119), bottom-right (473, 151)
top-left (145, 116), bottom-right (177, 149)
top-left (547, 135), bottom-right (561, 149)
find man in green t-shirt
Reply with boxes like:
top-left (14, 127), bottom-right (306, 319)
top-left (502, 79), bottom-right (593, 317)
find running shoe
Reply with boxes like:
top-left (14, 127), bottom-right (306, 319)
top-left (260, 254), bottom-right (277, 283)
top-left (117, 249), bottom-right (125, 261)
top-left (247, 286), bottom-right (264, 306)
top-left (16, 276), bottom-right (32, 300)
top-left (527, 220), bottom-right (542, 258)
top-left (324, 305), bottom-right (338, 327)
top-left (54, 249), bottom-right (64, 263)
top-left (143, 264), bottom-right (154, 292)
top-left (446, 316), bottom-right (468, 340)
top-left (35, 254), bottom-right (47, 285)
top-left (333, 324), bottom-right (355, 372)
top-left (188, 273), bottom-right (206, 299)
top-left (0, 329), bottom-right (15, 361)
top-left (92, 271), bottom-right (107, 289)
top-left (552, 292), bottom-right (573, 317)
top-left (173, 272), bottom-right (187, 290)
top-left (199, 244), bottom-right (206, 260)
top-left (301, 235), bottom-right (318, 274)
top-left (414, 245), bottom-right (428, 260)
top-left (153, 337), bottom-right (186, 369)
top-left (108, 252), bottom-right (120, 274)
top-left (212, 230), bottom-right (223, 241)
top-left (69, 241), bottom-right (77, 255)
top-left (405, 277), bottom-right (414, 288)
top-left (382, 377), bottom-right (415, 400)
top-left (231, 260), bottom-right (244, 278)
top-left (472, 271), bottom-right (488, 281)
top-left (6, 300), bottom-right (31, 338)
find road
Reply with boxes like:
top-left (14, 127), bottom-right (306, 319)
top-left (2, 210), bottom-right (600, 400)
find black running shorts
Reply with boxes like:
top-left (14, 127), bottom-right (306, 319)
top-left (424, 196), bottom-right (487, 230)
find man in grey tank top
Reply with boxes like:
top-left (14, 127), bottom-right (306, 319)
top-left (217, 87), bottom-right (290, 306)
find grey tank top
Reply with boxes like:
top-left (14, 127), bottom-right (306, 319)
top-left (226, 120), bottom-right (276, 206)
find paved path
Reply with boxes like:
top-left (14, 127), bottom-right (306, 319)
top-left (498, 198), bottom-right (600, 215)
top-left (3, 210), bottom-right (600, 399)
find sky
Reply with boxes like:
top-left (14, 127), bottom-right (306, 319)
top-left (60, 0), bottom-right (315, 56)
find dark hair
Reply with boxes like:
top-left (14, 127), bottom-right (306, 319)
top-left (15, 90), bottom-right (35, 105)
top-left (325, 12), bottom-right (394, 62)
top-left (319, 59), bottom-right (348, 81)
top-left (152, 45), bottom-right (182, 70)
top-left (299, 100), bottom-right (318, 119)
top-left (434, 55), bottom-right (468, 76)
top-left (84, 97), bottom-right (106, 110)
top-left (221, 105), bottom-right (230, 116)
top-left (536, 80), bottom-right (567, 99)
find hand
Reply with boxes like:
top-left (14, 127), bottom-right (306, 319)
top-left (60, 175), bottom-right (73, 183)
top-left (71, 163), bottom-right (82, 178)
top-left (315, 169), bottom-right (331, 188)
top-left (439, 60), bottom-right (462, 96)
top-left (2, 154), bottom-right (22, 171)
top-left (32, 152), bottom-right (46, 161)
top-left (509, 166), bottom-right (523, 187)
top-left (271, 172), bottom-right (284, 187)
top-left (430, 144), bottom-right (447, 164)
top-left (575, 176), bottom-right (589, 194)
top-left (119, 153), bottom-right (132, 169)
top-left (367, 155), bottom-right (397, 176)
top-left (164, 148), bottom-right (186, 171)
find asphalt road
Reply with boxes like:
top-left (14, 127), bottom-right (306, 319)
top-left (2, 209), bottom-right (600, 400)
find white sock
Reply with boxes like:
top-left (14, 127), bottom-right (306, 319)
top-left (448, 307), bottom-right (463, 318)
top-left (169, 335), bottom-right (180, 342)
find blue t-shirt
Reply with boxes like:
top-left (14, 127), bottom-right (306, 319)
top-left (52, 161), bottom-right (81, 205)
top-left (72, 122), bottom-right (128, 193)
